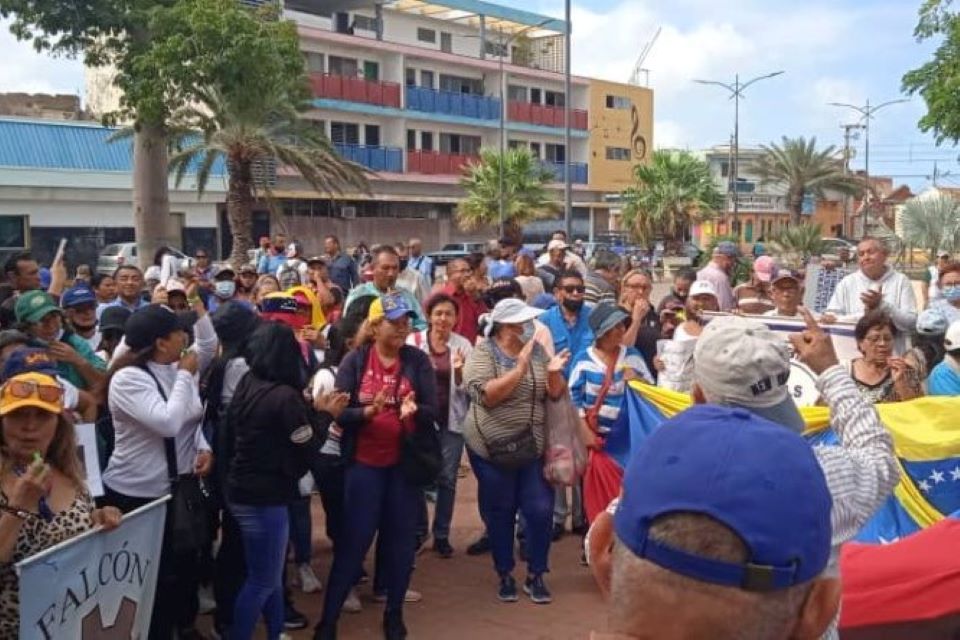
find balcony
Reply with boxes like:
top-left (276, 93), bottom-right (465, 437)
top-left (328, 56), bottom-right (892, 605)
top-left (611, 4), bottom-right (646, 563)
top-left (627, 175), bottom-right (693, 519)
top-left (542, 161), bottom-right (588, 184)
top-left (310, 73), bottom-right (401, 109)
top-left (334, 144), bottom-right (403, 173)
top-left (405, 86), bottom-right (501, 120)
top-left (508, 101), bottom-right (588, 130)
top-left (407, 150), bottom-right (478, 175)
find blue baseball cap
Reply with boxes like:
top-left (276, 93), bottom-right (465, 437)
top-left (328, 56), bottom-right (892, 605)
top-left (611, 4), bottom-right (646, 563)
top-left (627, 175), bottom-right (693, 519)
top-left (614, 404), bottom-right (832, 592)
top-left (2, 347), bottom-right (59, 380)
top-left (60, 284), bottom-right (97, 309)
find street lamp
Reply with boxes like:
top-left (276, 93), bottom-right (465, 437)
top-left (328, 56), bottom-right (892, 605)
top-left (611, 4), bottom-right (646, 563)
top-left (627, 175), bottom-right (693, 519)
top-left (693, 71), bottom-right (784, 237)
top-left (829, 98), bottom-right (909, 200)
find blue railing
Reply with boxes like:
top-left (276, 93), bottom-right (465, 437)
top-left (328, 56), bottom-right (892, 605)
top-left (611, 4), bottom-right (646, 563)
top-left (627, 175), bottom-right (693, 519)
top-left (334, 144), bottom-right (404, 173)
top-left (405, 86), bottom-right (501, 120)
top-left (542, 161), bottom-right (588, 184)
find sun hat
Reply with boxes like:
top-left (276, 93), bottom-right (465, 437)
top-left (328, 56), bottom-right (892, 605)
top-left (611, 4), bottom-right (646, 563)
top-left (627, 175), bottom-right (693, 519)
top-left (589, 302), bottom-right (631, 338)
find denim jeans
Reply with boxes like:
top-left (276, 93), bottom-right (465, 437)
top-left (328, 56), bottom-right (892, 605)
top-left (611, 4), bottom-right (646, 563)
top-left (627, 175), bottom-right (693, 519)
top-left (468, 450), bottom-right (554, 577)
top-left (228, 503), bottom-right (289, 640)
top-left (320, 463), bottom-right (421, 628)
top-left (432, 430), bottom-right (465, 541)
top-left (288, 496), bottom-right (313, 565)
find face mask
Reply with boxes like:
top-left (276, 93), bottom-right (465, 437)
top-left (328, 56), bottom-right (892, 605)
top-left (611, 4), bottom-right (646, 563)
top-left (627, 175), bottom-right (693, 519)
top-left (944, 285), bottom-right (960, 302)
top-left (562, 298), bottom-right (584, 313)
top-left (215, 281), bottom-right (236, 299)
top-left (519, 321), bottom-right (536, 344)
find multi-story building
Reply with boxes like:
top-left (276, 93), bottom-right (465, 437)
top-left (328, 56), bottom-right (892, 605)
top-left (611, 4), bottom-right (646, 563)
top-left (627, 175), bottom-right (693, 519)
top-left (82, 0), bottom-right (653, 255)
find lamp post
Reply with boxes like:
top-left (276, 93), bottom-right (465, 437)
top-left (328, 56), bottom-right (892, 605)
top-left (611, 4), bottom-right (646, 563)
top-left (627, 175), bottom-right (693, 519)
top-left (563, 0), bottom-right (572, 238)
top-left (693, 71), bottom-right (784, 237)
top-left (829, 99), bottom-right (908, 204)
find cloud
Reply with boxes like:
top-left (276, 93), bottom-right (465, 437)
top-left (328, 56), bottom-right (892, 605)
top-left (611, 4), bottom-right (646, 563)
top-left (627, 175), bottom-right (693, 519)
top-left (0, 20), bottom-right (84, 96)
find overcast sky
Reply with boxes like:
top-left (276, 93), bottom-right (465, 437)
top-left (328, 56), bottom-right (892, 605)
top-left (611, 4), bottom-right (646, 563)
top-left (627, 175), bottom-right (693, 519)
top-left (0, 0), bottom-right (954, 190)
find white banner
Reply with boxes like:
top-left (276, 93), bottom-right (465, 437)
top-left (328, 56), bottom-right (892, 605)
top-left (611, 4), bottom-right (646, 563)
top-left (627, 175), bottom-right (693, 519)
top-left (16, 497), bottom-right (168, 640)
top-left (75, 422), bottom-right (103, 498)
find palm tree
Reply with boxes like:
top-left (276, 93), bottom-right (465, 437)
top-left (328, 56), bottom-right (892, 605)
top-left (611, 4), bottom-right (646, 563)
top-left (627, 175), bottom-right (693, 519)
top-left (620, 150), bottom-right (724, 248)
top-left (457, 148), bottom-right (558, 245)
top-left (752, 136), bottom-right (862, 227)
top-left (769, 223), bottom-right (827, 267)
top-left (167, 87), bottom-right (368, 267)
top-left (900, 194), bottom-right (960, 259)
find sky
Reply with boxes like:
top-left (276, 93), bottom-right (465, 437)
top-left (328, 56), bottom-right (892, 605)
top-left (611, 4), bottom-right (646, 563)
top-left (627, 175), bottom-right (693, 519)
top-left (0, 0), bottom-right (955, 191)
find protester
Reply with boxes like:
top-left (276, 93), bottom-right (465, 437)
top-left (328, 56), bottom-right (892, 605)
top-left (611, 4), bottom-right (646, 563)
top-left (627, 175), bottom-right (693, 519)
top-left (15, 290), bottom-right (106, 390)
top-left (394, 242), bottom-right (431, 305)
top-left (537, 232), bottom-right (587, 275)
top-left (656, 268), bottom-right (695, 313)
top-left (541, 270), bottom-right (593, 370)
top-left (254, 274), bottom-right (281, 307)
top-left (733, 255), bottom-right (776, 314)
top-left (692, 311), bottom-right (899, 639)
top-left (696, 241), bottom-right (738, 311)
top-left (514, 251), bottom-right (545, 304)
top-left (237, 264), bottom-right (259, 302)
top-left (764, 269), bottom-right (803, 317)
top-left (928, 320), bottom-right (960, 396)
top-left (279, 242), bottom-right (309, 289)
top-left (325, 235), bottom-right (359, 293)
top-left (929, 261), bottom-right (960, 324)
top-left (619, 269), bottom-right (659, 377)
top-left (61, 283), bottom-right (101, 353)
top-left (674, 280), bottom-right (719, 342)
top-left (3, 251), bottom-right (41, 294)
top-left (584, 250), bottom-right (620, 305)
top-left (657, 300), bottom-right (684, 341)
top-left (317, 292), bottom-right (438, 640)
top-left (598, 404), bottom-right (837, 640)
top-left (99, 265), bottom-right (149, 318)
top-left (407, 238), bottom-right (434, 287)
top-left (906, 307), bottom-right (949, 392)
top-left (91, 272), bottom-right (118, 305)
top-left (823, 237), bottom-right (917, 355)
top-left (75, 263), bottom-right (92, 284)
top-left (162, 278), bottom-right (190, 312)
top-left (462, 298), bottom-right (569, 605)
top-left (0, 370), bottom-right (122, 637)
top-left (849, 311), bottom-right (922, 403)
top-left (923, 250), bottom-right (952, 308)
top-left (193, 247), bottom-right (214, 287)
top-left (96, 306), bottom-right (131, 363)
top-left (258, 233), bottom-right (289, 275)
top-left (344, 246), bottom-right (426, 331)
top-left (438, 258), bottom-right (486, 344)
top-left (101, 294), bottom-right (216, 639)
top-left (207, 265), bottom-right (238, 313)
top-left (407, 293), bottom-right (472, 558)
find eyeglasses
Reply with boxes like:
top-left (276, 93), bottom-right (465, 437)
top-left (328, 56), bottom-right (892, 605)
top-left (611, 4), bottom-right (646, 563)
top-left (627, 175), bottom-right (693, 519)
top-left (195, 255), bottom-right (208, 260)
top-left (622, 281), bottom-right (651, 291)
top-left (562, 285), bottom-right (586, 294)
top-left (4, 380), bottom-right (64, 404)
top-left (864, 335), bottom-right (894, 345)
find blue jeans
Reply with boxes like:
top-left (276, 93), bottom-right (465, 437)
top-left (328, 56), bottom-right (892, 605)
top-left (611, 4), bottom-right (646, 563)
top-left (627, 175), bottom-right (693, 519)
top-left (468, 450), bottom-right (554, 577)
top-left (228, 503), bottom-right (289, 640)
top-left (320, 463), bottom-right (421, 626)
top-left (432, 430), bottom-right (464, 541)
top-left (288, 496), bottom-right (312, 565)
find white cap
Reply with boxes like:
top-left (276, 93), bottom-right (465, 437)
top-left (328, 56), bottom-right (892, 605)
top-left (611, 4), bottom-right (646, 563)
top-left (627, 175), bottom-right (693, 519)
top-left (482, 298), bottom-right (544, 336)
top-left (946, 320), bottom-right (960, 351)
top-left (144, 265), bottom-right (161, 282)
top-left (693, 315), bottom-right (805, 433)
top-left (164, 278), bottom-right (187, 294)
top-left (689, 280), bottom-right (718, 299)
top-left (938, 249), bottom-right (951, 259)
top-left (547, 239), bottom-right (568, 252)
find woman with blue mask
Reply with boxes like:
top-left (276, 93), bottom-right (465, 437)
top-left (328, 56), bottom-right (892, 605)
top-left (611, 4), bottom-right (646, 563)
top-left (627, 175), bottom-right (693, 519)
top-left (462, 298), bottom-right (570, 606)
top-left (931, 262), bottom-right (960, 322)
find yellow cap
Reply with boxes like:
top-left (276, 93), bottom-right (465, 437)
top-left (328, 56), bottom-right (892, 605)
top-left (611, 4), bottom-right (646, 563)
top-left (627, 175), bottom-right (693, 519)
top-left (0, 372), bottom-right (64, 416)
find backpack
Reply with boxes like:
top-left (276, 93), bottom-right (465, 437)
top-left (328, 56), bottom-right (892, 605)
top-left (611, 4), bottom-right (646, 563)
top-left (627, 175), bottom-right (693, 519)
top-left (278, 259), bottom-right (302, 289)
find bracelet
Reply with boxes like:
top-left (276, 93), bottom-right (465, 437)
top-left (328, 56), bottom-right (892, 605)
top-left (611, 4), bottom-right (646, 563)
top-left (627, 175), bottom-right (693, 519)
top-left (0, 504), bottom-right (37, 521)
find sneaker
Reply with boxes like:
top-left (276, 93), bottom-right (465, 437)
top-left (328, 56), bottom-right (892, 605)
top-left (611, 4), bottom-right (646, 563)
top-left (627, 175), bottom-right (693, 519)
top-left (523, 574), bottom-right (553, 605)
top-left (373, 589), bottom-right (422, 603)
top-left (299, 563), bottom-right (323, 594)
top-left (197, 584), bottom-right (216, 615)
top-left (284, 604), bottom-right (309, 630)
top-left (497, 574), bottom-right (519, 603)
top-left (466, 533), bottom-right (491, 556)
top-left (343, 588), bottom-right (362, 614)
top-left (383, 611), bottom-right (408, 640)
top-left (433, 538), bottom-right (454, 559)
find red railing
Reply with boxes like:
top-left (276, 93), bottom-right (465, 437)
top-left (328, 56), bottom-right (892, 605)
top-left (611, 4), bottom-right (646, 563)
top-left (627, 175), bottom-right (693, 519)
top-left (310, 73), bottom-right (401, 108)
top-left (406, 150), bottom-right (479, 175)
top-left (507, 101), bottom-right (588, 130)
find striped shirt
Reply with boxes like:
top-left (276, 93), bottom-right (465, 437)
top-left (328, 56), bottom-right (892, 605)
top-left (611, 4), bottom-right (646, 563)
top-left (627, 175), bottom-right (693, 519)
top-left (569, 346), bottom-right (652, 434)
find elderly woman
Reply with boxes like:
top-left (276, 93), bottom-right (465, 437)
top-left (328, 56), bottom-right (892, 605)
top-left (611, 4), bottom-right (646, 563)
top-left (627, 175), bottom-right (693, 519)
top-left (463, 298), bottom-right (569, 605)
top-left (0, 370), bottom-right (121, 636)
top-left (849, 310), bottom-right (923, 403)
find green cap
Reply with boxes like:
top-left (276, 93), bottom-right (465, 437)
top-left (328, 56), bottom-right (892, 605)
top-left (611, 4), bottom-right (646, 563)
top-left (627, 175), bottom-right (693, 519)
top-left (15, 290), bottom-right (62, 325)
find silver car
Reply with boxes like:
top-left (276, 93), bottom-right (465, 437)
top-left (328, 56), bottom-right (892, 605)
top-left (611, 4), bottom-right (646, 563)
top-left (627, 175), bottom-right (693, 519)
top-left (97, 242), bottom-right (187, 275)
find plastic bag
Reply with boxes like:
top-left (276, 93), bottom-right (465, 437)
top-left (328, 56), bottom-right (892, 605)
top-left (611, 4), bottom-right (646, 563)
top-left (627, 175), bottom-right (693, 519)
top-left (543, 390), bottom-right (588, 486)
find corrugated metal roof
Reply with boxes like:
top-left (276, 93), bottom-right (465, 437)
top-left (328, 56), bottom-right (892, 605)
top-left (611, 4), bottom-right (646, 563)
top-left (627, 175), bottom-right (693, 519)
top-left (0, 118), bottom-right (225, 176)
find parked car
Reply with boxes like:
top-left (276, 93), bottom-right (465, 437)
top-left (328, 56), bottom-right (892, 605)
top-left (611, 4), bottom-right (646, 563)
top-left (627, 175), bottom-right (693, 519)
top-left (426, 242), bottom-right (485, 267)
top-left (97, 242), bottom-right (187, 275)
top-left (821, 237), bottom-right (857, 255)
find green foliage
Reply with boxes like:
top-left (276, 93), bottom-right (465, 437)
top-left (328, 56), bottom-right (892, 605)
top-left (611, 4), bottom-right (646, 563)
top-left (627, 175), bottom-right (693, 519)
top-left (900, 194), bottom-right (960, 258)
top-left (620, 150), bottom-right (723, 248)
top-left (768, 223), bottom-right (826, 267)
top-left (903, 0), bottom-right (960, 144)
top-left (697, 234), bottom-right (750, 285)
top-left (457, 148), bottom-right (558, 243)
top-left (751, 137), bottom-right (862, 226)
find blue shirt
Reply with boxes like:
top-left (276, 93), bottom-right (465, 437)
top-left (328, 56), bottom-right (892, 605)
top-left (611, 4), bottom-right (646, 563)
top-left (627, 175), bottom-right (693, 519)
top-left (928, 359), bottom-right (960, 396)
top-left (569, 346), bottom-right (651, 434)
top-left (541, 304), bottom-right (593, 375)
top-left (327, 253), bottom-right (359, 292)
top-left (488, 259), bottom-right (517, 281)
top-left (258, 253), bottom-right (286, 275)
top-left (96, 296), bottom-right (149, 321)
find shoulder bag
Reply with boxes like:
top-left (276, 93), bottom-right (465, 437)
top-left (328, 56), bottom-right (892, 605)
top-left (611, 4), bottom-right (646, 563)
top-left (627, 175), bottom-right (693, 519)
top-left (473, 346), bottom-right (539, 469)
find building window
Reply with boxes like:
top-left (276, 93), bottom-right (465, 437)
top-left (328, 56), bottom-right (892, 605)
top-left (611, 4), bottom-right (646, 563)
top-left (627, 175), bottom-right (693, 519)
top-left (545, 143), bottom-right (566, 163)
top-left (352, 14), bottom-right (378, 32)
top-left (420, 70), bottom-right (434, 89)
top-left (440, 133), bottom-right (481, 155)
top-left (407, 129), bottom-right (416, 151)
top-left (507, 85), bottom-right (527, 101)
top-left (421, 131), bottom-right (434, 152)
top-left (484, 39), bottom-right (507, 57)
top-left (544, 90), bottom-right (565, 107)
top-left (719, 160), bottom-right (729, 178)
top-left (439, 74), bottom-right (482, 95)
top-left (530, 142), bottom-right (541, 158)
top-left (606, 147), bottom-right (631, 161)
top-left (605, 95), bottom-right (631, 109)
top-left (405, 68), bottom-right (417, 86)
top-left (530, 88), bottom-right (542, 104)
top-left (417, 28), bottom-right (436, 43)
top-left (508, 140), bottom-right (525, 150)
top-left (330, 122), bottom-right (360, 146)
top-left (304, 52), bottom-right (325, 73)
top-left (440, 32), bottom-right (452, 53)
top-left (328, 55), bottom-right (358, 77)
top-left (363, 61), bottom-right (379, 81)
top-left (364, 124), bottom-right (380, 147)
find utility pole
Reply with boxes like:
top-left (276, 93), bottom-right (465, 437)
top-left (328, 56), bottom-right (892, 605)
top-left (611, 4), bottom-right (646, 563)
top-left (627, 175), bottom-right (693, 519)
top-left (840, 123), bottom-right (864, 238)
top-left (563, 0), bottom-right (573, 238)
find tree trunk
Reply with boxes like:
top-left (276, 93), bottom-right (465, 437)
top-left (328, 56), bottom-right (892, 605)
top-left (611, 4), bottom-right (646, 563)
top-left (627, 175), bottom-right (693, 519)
top-left (132, 123), bottom-right (175, 269)
top-left (788, 190), bottom-right (805, 227)
top-left (502, 219), bottom-right (523, 248)
top-left (226, 161), bottom-right (255, 269)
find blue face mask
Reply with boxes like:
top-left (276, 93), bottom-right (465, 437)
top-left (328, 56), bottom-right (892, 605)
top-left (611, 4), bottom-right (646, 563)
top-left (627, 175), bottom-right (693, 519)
top-left (519, 321), bottom-right (536, 344)
top-left (943, 285), bottom-right (960, 302)
top-left (215, 281), bottom-right (236, 299)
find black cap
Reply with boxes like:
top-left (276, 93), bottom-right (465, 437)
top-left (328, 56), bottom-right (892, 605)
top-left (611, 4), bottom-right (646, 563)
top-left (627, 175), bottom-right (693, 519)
top-left (211, 300), bottom-right (259, 345)
top-left (100, 306), bottom-right (132, 333)
top-left (124, 304), bottom-right (197, 350)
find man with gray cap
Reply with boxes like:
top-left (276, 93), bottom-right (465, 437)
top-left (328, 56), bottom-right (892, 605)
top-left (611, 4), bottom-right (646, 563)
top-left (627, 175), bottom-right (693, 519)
top-left (696, 241), bottom-right (738, 311)
top-left (691, 309), bottom-right (898, 640)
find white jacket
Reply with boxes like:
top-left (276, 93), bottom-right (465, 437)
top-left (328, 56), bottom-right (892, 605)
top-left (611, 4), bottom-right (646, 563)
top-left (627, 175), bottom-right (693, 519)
top-left (825, 267), bottom-right (917, 354)
top-left (407, 330), bottom-right (472, 432)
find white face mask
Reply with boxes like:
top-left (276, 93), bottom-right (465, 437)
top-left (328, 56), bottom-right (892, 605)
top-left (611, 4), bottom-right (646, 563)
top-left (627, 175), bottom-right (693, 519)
top-left (214, 281), bottom-right (236, 299)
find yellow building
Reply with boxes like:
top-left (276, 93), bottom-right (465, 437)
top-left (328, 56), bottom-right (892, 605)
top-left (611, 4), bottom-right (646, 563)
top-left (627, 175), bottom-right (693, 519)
top-left (587, 79), bottom-right (654, 193)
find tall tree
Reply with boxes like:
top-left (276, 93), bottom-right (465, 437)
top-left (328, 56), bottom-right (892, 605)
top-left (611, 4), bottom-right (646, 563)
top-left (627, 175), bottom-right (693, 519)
top-left (751, 136), bottom-right (863, 227)
top-left (900, 193), bottom-right (960, 258)
top-left (620, 150), bottom-right (723, 248)
top-left (457, 148), bottom-right (558, 245)
top-left (903, 0), bottom-right (960, 143)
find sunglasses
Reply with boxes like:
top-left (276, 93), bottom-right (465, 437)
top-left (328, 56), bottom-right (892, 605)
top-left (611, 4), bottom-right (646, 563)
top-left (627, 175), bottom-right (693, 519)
top-left (561, 285), bottom-right (586, 294)
top-left (4, 380), bottom-right (64, 404)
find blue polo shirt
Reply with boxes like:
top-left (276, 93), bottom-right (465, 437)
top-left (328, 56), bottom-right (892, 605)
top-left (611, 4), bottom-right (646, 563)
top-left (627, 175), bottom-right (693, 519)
top-left (541, 304), bottom-right (593, 375)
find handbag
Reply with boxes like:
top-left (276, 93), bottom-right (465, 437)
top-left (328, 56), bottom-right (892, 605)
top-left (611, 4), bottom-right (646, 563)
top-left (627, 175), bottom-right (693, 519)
top-left (474, 348), bottom-right (539, 469)
top-left (140, 365), bottom-right (210, 556)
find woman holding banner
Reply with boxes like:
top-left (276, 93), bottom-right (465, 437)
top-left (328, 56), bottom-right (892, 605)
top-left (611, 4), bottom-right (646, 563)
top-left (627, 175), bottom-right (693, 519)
top-left (0, 370), bottom-right (121, 637)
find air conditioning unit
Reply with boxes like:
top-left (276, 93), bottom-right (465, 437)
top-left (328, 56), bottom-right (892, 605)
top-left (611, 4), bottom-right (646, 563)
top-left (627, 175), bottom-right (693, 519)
top-left (342, 205), bottom-right (357, 219)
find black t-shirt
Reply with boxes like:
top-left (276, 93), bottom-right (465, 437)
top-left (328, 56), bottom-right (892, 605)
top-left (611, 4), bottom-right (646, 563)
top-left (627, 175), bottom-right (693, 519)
top-left (633, 307), bottom-right (661, 381)
top-left (227, 373), bottom-right (322, 505)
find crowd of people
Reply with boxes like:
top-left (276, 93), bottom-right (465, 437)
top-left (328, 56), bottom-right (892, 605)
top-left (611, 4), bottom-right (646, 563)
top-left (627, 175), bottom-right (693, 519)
top-left (0, 228), bottom-right (958, 640)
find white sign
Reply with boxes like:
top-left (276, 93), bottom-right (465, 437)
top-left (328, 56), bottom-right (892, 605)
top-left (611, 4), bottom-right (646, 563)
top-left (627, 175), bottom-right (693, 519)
top-left (75, 423), bottom-right (103, 498)
top-left (16, 497), bottom-right (168, 640)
